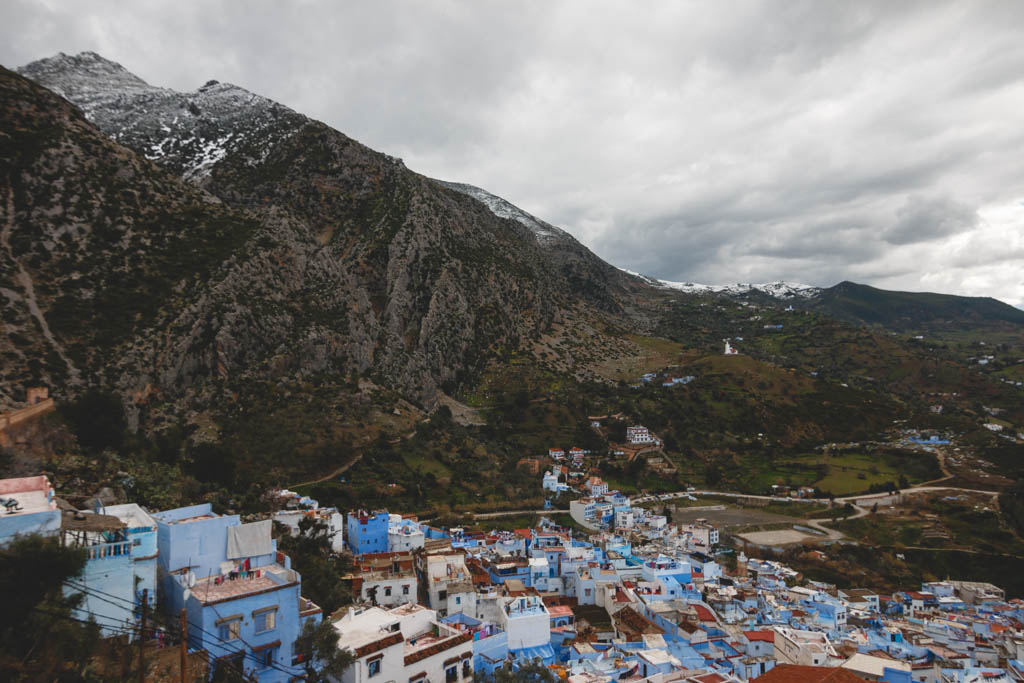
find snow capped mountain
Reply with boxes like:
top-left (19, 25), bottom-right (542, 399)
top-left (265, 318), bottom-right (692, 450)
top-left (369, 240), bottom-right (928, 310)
top-left (18, 51), bottom-right (306, 181)
top-left (435, 181), bottom-right (573, 245)
top-left (620, 268), bottom-right (820, 299)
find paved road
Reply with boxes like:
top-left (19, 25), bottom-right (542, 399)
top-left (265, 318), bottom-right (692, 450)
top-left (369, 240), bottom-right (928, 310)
top-left (472, 509), bottom-right (568, 519)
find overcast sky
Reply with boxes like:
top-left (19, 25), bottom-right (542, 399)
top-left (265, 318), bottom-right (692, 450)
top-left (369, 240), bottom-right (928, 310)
top-left (3, 1), bottom-right (1024, 305)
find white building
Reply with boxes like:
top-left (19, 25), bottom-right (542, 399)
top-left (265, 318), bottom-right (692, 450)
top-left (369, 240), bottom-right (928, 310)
top-left (273, 507), bottom-right (346, 553)
top-left (388, 515), bottom-right (425, 553)
top-left (332, 603), bottom-right (473, 683)
top-left (626, 426), bottom-right (657, 445)
top-left (358, 573), bottom-right (417, 608)
top-left (772, 626), bottom-right (839, 667)
top-left (615, 509), bottom-right (635, 529)
top-left (586, 476), bottom-right (609, 497)
top-left (426, 554), bottom-right (476, 617)
top-left (724, 340), bottom-right (739, 355)
top-left (500, 596), bottom-right (550, 651)
top-left (570, 498), bottom-right (597, 526)
top-left (680, 519), bottom-right (719, 548)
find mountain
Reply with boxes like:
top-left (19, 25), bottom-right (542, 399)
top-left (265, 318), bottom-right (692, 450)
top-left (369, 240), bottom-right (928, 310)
top-left (17, 52), bottom-right (307, 181)
top-left (5, 54), bottom-right (653, 434)
top-left (810, 281), bottom-right (1024, 331)
top-left (627, 271), bottom-right (821, 299)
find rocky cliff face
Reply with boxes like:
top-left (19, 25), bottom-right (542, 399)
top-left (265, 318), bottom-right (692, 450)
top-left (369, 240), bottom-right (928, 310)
top-left (4, 55), bottom-right (645, 427)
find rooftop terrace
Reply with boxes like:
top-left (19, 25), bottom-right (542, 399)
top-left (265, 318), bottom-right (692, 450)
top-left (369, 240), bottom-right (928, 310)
top-left (190, 563), bottom-right (296, 604)
top-left (0, 475), bottom-right (54, 517)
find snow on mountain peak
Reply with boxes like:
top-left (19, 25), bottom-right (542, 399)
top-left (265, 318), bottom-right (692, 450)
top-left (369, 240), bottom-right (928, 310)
top-left (436, 181), bottom-right (573, 245)
top-left (620, 269), bottom-right (820, 299)
top-left (17, 52), bottom-right (306, 181)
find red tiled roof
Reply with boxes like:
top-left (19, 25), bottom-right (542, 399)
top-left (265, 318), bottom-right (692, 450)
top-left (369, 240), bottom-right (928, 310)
top-left (354, 632), bottom-right (403, 658)
top-left (744, 631), bottom-right (774, 642)
top-left (691, 674), bottom-right (726, 683)
top-left (694, 605), bottom-right (716, 622)
top-left (404, 632), bottom-right (472, 665)
top-left (752, 664), bottom-right (864, 683)
top-left (613, 606), bottom-right (664, 636)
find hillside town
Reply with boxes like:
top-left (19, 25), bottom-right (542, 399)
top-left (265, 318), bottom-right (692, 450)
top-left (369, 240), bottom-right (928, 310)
top-left (3, 473), bottom-right (1023, 683)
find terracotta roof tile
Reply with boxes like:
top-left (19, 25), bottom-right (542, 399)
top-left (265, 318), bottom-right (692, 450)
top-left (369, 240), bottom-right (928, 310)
top-left (752, 664), bottom-right (865, 683)
top-left (354, 632), bottom-right (403, 658)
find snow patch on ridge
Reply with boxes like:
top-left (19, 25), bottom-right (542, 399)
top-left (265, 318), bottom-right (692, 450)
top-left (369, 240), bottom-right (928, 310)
top-left (620, 268), bottom-right (820, 299)
top-left (437, 181), bottom-right (572, 245)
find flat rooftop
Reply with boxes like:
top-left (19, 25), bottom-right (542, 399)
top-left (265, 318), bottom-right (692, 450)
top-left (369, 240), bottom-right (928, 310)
top-left (166, 513), bottom-right (216, 525)
top-left (0, 476), bottom-right (54, 517)
top-left (1, 487), bottom-right (52, 516)
top-left (191, 564), bottom-right (294, 604)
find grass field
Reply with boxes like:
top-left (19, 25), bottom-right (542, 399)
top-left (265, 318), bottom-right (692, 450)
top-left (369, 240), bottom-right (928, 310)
top-left (773, 451), bottom-right (938, 496)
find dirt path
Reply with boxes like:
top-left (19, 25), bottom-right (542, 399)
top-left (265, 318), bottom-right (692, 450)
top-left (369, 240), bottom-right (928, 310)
top-left (289, 453), bottom-right (363, 489)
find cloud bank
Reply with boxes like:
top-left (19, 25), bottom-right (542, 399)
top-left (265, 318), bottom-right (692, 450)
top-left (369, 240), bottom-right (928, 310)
top-left (2, 0), bottom-right (1023, 304)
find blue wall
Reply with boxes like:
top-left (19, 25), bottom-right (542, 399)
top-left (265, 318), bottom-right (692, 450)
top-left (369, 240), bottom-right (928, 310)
top-left (190, 579), bottom-right (311, 683)
top-left (154, 504), bottom-right (241, 579)
top-left (346, 512), bottom-right (389, 555)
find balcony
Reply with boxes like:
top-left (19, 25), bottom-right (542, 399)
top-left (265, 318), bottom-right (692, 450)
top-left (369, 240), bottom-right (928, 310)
top-left (85, 539), bottom-right (133, 560)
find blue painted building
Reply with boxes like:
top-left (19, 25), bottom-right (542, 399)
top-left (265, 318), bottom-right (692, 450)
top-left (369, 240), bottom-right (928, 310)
top-left (346, 510), bottom-right (389, 555)
top-left (154, 503), bottom-right (321, 681)
top-left (61, 503), bottom-right (159, 638)
top-left (2, 478), bottom-right (159, 639)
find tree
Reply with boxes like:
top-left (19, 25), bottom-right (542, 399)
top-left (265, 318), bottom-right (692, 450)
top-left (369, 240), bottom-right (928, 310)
top-left (705, 462), bottom-right (723, 487)
top-left (0, 535), bottom-right (102, 681)
top-left (607, 420), bottom-right (627, 443)
top-left (294, 618), bottom-right (353, 682)
top-left (275, 518), bottom-right (353, 614)
top-left (58, 389), bottom-right (126, 454)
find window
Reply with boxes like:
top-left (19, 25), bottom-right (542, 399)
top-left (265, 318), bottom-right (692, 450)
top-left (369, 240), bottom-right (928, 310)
top-left (214, 653), bottom-right (244, 678)
top-left (455, 596), bottom-right (461, 605)
top-left (218, 619), bottom-right (241, 642)
top-left (254, 608), bottom-right (276, 634)
top-left (385, 587), bottom-right (392, 597)
top-left (402, 585), bottom-right (410, 595)
top-left (584, 588), bottom-right (592, 597)
top-left (446, 665), bottom-right (458, 683)
top-left (438, 590), bottom-right (447, 601)
top-left (463, 660), bottom-right (472, 679)
top-left (368, 657), bottom-right (383, 677)
top-left (256, 646), bottom-right (277, 669)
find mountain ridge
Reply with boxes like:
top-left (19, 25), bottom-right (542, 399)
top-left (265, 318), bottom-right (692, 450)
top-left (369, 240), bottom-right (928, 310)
top-left (2, 57), bottom-right (653, 432)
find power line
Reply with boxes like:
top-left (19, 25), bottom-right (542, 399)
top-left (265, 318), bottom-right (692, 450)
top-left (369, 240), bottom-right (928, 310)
top-left (31, 606), bottom-right (145, 638)
top-left (65, 577), bottom-right (303, 678)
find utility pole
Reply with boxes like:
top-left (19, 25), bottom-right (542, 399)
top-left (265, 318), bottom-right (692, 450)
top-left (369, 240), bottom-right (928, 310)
top-left (138, 588), bottom-right (148, 683)
top-left (180, 609), bottom-right (189, 683)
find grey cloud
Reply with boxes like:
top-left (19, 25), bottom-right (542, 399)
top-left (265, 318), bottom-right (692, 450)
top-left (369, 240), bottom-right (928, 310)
top-left (885, 196), bottom-right (979, 246)
top-left (2, 1), bottom-right (1024, 303)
